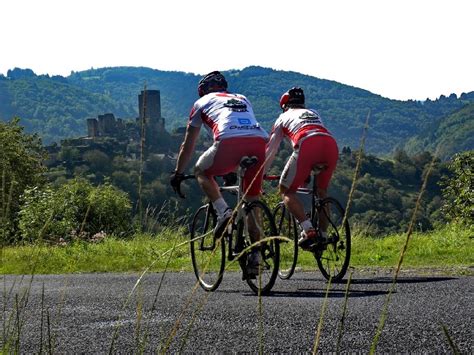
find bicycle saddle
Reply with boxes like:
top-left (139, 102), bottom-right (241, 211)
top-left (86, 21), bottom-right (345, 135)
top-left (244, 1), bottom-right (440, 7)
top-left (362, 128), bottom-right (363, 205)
top-left (312, 164), bottom-right (327, 175)
top-left (240, 156), bottom-right (258, 169)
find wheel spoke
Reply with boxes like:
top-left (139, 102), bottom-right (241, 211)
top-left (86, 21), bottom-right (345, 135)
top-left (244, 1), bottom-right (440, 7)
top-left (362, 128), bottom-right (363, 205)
top-left (243, 201), bottom-right (280, 295)
top-left (190, 205), bottom-right (225, 291)
top-left (314, 198), bottom-right (351, 281)
top-left (273, 202), bottom-right (298, 280)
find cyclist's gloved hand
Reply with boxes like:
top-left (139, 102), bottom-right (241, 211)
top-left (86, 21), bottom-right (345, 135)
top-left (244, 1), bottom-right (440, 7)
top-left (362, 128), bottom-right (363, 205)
top-left (170, 171), bottom-right (184, 194)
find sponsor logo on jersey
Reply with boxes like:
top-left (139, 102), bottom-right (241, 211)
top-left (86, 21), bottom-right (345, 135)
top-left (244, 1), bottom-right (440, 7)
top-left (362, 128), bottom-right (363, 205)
top-left (299, 111), bottom-right (320, 121)
top-left (224, 99), bottom-right (248, 112)
top-left (229, 124), bottom-right (260, 130)
top-left (298, 111), bottom-right (321, 123)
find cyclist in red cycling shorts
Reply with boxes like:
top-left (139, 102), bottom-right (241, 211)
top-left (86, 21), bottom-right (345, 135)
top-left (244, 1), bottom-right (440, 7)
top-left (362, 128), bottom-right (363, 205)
top-left (265, 87), bottom-right (339, 250)
top-left (170, 71), bottom-right (269, 274)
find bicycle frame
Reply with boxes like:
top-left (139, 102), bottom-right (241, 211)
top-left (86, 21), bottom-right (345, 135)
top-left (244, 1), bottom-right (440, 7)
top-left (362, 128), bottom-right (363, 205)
top-left (268, 164), bottom-right (351, 281)
top-left (187, 155), bottom-right (280, 294)
top-left (219, 161), bottom-right (255, 261)
top-left (295, 166), bottom-right (325, 229)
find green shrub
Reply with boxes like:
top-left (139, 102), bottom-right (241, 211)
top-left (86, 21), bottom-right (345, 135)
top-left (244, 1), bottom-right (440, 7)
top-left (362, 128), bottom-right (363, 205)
top-left (18, 179), bottom-right (132, 244)
top-left (87, 182), bottom-right (133, 236)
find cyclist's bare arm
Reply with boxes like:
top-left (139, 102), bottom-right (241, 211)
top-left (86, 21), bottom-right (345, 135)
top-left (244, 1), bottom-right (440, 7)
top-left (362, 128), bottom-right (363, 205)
top-left (175, 125), bottom-right (200, 173)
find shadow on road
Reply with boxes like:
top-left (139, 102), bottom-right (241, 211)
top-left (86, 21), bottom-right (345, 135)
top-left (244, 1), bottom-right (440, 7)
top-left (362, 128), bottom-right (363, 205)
top-left (294, 276), bottom-right (457, 285)
top-left (349, 276), bottom-right (457, 284)
top-left (266, 288), bottom-right (390, 298)
top-left (210, 276), bottom-right (458, 298)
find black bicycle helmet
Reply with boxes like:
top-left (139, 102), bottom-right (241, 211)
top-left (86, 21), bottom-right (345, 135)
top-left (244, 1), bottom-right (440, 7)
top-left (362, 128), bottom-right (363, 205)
top-left (197, 71), bottom-right (228, 97)
top-left (279, 87), bottom-right (305, 110)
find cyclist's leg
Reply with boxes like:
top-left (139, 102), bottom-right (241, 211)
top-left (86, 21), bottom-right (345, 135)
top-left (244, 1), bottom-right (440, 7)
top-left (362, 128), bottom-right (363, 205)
top-left (195, 140), bottom-right (235, 218)
top-left (241, 137), bottom-right (267, 244)
top-left (246, 194), bottom-right (262, 243)
top-left (195, 141), bottom-right (224, 201)
top-left (314, 136), bottom-right (339, 235)
top-left (279, 150), bottom-right (313, 232)
top-left (280, 186), bottom-right (307, 225)
top-left (317, 188), bottom-right (329, 233)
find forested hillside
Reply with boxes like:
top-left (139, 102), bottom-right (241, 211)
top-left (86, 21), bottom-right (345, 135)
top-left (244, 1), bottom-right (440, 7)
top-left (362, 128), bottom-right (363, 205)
top-left (405, 103), bottom-right (474, 160)
top-left (1, 66), bottom-right (473, 156)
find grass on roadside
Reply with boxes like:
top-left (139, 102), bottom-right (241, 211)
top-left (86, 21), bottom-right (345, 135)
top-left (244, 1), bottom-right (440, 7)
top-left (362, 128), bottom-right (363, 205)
top-left (0, 228), bottom-right (191, 274)
top-left (298, 222), bottom-right (473, 272)
top-left (1, 223), bottom-right (472, 275)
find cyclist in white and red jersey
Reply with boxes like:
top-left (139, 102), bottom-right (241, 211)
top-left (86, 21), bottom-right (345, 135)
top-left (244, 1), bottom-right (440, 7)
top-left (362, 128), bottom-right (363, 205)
top-left (170, 71), bottom-right (269, 275)
top-left (265, 87), bottom-right (339, 250)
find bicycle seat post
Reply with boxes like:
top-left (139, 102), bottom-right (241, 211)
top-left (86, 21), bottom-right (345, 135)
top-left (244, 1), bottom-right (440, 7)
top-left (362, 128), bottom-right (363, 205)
top-left (238, 156), bottom-right (258, 202)
top-left (311, 164), bottom-right (327, 198)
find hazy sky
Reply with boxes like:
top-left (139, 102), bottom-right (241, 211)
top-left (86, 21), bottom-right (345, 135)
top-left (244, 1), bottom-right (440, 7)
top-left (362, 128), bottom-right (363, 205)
top-left (1, 0), bottom-right (473, 101)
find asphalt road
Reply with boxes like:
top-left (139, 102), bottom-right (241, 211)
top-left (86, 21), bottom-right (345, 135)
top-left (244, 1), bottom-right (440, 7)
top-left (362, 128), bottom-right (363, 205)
top-left (1, 270), bottom-right (473, 353)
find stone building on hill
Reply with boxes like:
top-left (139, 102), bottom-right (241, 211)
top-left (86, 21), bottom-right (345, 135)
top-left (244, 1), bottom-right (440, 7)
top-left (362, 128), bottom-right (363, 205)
top-left (85, 89), bottom-right (165, 141)
top-left (54, 88), bottom-right (178, 173)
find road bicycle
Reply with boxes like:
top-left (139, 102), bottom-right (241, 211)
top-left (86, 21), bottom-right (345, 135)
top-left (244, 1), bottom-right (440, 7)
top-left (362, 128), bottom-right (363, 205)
top-left (266, 164), bottom-right (351, 281)
top-left (176, 156), bottom-right (280, 295)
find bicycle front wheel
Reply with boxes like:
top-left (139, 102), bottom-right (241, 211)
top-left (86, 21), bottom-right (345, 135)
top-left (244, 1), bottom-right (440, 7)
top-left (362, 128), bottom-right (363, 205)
top-left (190, 204), bottom-right (225, 292)
top-left (273, 202), bottom-right (298, 280)
top-left (241, 200), bottom-right (280, 295)
top-left (314, 197), bottom-right (351, 282)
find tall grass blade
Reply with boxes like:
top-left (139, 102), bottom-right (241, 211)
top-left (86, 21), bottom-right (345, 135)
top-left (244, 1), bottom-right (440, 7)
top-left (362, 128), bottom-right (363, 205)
top-left (258, 270), bottom-right (264, 355)
top-left (39, 283), bottom-right (45, 354)
top-left (138, 231), bottom-right (179, 352)
top-left (343, 110), bottom-right (370, 228)
top-left (79, 203), bottom-right (92, 236)
top-left (138, 84), bottom-right (147, 229)
top-left (336, 268), bottom-right (353, 354)
top-left (108, 235), bottom-right (193, 354)
top-left (313, 276), bottom-right (332, 354)
top-left (2, 276), bottom-right (24, 353)
top-left (160, 281), bottom-right (202, 354)
top-left (47, 307), bottom-right (53, 355)
top-left (177, 292), bottom-right (211, 353)
top-left (441, 323), bottom-right (460, 354)
top-left (369, 148), bottom-right (439, 354)
top-left (15, 294), bottom-right (20, 353)
top-left (135, 283), bottom-right (143, 353)
top-left (1, 169), bottom-right (5, 242)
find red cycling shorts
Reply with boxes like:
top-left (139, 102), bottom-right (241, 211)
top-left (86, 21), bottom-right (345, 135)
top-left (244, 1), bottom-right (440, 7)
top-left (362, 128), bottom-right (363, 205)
top-left (280, 135), bottom-right (338, 192)
top-left (195, 137), bottom-right (267, 197)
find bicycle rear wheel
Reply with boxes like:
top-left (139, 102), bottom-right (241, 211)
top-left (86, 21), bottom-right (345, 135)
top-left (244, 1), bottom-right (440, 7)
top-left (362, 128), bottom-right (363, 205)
top-left (313, 197), bottom-right (351, 282)
top-left (273, 202), bottom-right (298, 280)
top-left (240, 200), bottom-right (280, 295)
top-left (190, 204), bottom-right (225, 291)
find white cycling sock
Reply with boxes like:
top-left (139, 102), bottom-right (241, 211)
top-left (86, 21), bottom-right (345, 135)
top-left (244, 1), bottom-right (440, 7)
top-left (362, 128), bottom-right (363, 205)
top-left (300, 219), bottom-right (314, 233)
top-left (212, 197), bottom-right (229, 218)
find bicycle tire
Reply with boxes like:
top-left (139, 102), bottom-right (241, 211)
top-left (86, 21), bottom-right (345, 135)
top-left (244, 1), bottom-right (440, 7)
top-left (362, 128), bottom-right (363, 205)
top-left (190, 204), bottom-right (225, 291)
top-left (273, 202), bottom-right (298, 280)
top-left (313, 197), bottom-right (351, 282)
top-left (238, 200), bottom-right (280, 295)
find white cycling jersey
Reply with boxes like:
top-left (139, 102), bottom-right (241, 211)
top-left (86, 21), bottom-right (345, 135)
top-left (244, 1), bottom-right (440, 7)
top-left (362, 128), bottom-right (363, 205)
top-left (188, 92), bottom-right (269, 141)
top-left (265, 108), bottom-right (333, 171)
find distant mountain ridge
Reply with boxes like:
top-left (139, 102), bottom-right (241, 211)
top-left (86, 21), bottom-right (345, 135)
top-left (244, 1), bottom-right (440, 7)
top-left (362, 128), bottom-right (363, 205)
top-left (0, 66), bottom-right (473, 156)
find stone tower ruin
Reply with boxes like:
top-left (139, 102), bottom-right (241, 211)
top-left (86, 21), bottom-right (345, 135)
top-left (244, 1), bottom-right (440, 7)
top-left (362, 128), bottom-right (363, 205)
top-left (138, 90), bottom-right (165, 129)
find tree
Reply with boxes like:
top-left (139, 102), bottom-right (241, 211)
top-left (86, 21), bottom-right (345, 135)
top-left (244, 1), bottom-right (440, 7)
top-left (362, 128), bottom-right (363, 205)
top-left (440, 151), bottom-right (473, 224)
top-left (0, 118), bottom-right (46, 243)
